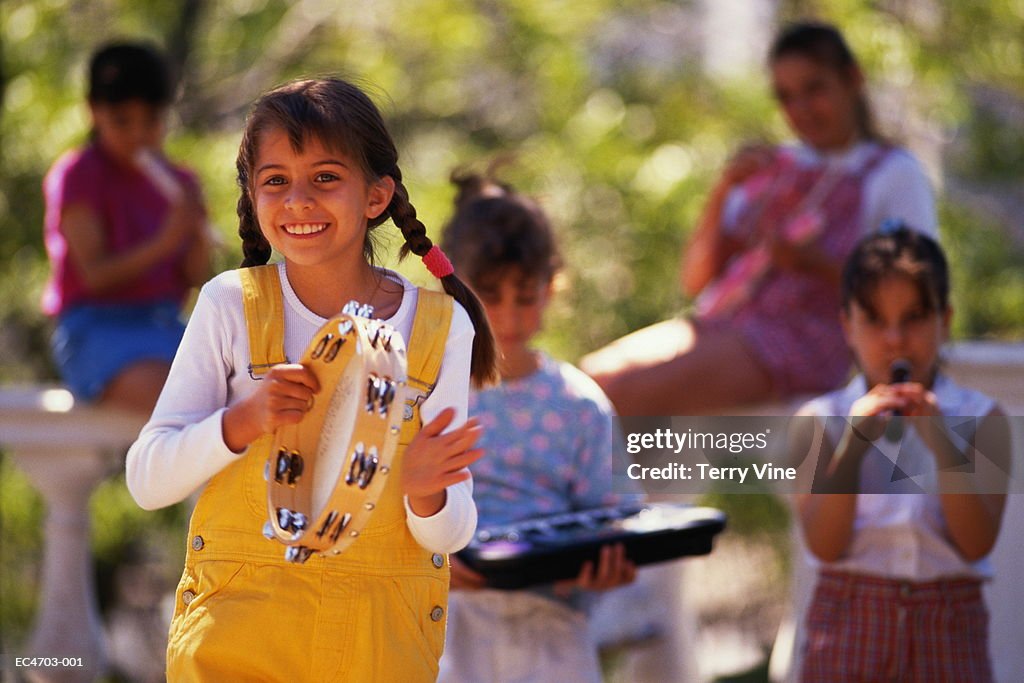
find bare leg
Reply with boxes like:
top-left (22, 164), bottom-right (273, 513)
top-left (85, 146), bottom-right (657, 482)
top-left (581, 319), bottom-right (773, 415)
top-left (99, 360), bottom-right (171, 415)
top-left (581, 319), bottom-right (698, 375)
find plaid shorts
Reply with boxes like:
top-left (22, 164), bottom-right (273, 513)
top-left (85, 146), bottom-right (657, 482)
top-left (801, 569), bottom-right (992, 683)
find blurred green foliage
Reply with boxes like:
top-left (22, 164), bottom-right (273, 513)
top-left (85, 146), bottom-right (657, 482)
top-left (2, 0), bottom-right (1022, 380)
top-left (2, 0), bottom-right (1023, 654)
top-left (0, 456), bottom-right (44, 645)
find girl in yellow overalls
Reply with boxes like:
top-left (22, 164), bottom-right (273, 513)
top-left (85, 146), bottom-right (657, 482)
top-left (126, 78), bottom-right (497, 681)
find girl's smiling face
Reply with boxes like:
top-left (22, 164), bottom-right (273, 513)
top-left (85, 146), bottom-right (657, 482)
top-left (771, 54), bottom-right (863, 151)
top-left (252, 128), bottom-right (393, 272)
top-left (842, 274), bottom-right (951, 388)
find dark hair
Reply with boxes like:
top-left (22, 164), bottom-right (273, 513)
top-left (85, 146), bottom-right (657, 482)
top-left (235, 78), bottom-right (497, 387)
top-left (441, 171), bottom-right (563, 290)
top-left (769, 21), bottom-right (881, 142)
top-left (88, 42), bottom-right (173, 106)
top-left (841, 223), bottom-right (949, 315)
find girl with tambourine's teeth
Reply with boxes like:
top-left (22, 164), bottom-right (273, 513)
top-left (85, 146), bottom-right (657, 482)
top-left (126, 77), bottom-right (498, 682)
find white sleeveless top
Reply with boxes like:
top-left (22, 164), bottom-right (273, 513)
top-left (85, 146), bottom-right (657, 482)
top-left (802, 373), bottom-right (997, 581)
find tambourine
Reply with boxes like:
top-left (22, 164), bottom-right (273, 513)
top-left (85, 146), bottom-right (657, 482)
top-left (262, 301), bottom-right (408, 563)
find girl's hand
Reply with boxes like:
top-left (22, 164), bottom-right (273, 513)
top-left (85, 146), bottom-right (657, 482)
top-left (889, 382), bottom-right (941, 418)
top-left (449, 554), bottom-right (487, 591)
top-left (890, 382), bottom-right (948, 453)
top-left (222, 364), bottom-right (319, 452)
top-left (554, 543), bottom-right (637, 596)
top-left (720, 143), bottom-right (774, 188)
top-left (157, 190), bottom-right (206, 254)
top-left (847, 383), bottom-right (909, 442)
top-left (767, 235), bottom-right (842, 286)
top-left (403, 408), bottom-right (484, 516)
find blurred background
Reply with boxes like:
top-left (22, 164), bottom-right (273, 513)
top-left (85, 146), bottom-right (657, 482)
top-left (2, 0), bottom-right (1022, 681)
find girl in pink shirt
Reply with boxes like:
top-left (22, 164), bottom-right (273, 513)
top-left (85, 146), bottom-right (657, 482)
top-left (43, 42), bottom-right (210, 410)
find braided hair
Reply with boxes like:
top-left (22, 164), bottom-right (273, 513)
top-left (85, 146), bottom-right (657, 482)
top-left (234, 78), bottom-right (497, 387)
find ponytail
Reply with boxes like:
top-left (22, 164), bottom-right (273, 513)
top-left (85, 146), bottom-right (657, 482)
top-left (389, 175), bottom-right (499, 388)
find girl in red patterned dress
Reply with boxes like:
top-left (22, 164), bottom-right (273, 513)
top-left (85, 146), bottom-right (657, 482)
top-left (582, 22), bottom-right (937, 415)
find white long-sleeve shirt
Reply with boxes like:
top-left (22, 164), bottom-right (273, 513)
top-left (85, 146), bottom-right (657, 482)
top-left (126, 263), bottom-right (478, 554)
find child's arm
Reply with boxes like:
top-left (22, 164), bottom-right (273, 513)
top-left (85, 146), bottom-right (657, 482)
top-left (125, 283), bottom-right (234, 508)
top-left (401, 302), bottom-right (481, 553)
top-left (795, 390), bottom-right (899, 562)
top-left (681, 144), bottom-right (772, 296)
top-left (176, 176), bottom-right (213, 288)
top-left (795, 433), bottom-right (863, 563)
top-left (767, 237), bottom-right (843, 287)
top-left (934, 408), bottom-right (1009, 561)
top-left (897, 385), bottom-right (1010, 561)
top-left (402, 408), bottom-right (483, 517)
top-left (558, 368), bottom-right (639, 590)
top-left (221, 364), bottom-right (318, 453)
top-left (568, 376), bottom-right (644, 510)
top-left (60, 194), bottom-right (204, 295)
top-left (126, 277), bottom-right (301, 509)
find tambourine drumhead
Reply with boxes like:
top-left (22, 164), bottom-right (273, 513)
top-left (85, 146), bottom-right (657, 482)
top-left (264, 304), bottom-right (407, 563)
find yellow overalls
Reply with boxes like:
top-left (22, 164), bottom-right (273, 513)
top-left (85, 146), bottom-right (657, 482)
top-left (167, 265), bottom-right (453, 682)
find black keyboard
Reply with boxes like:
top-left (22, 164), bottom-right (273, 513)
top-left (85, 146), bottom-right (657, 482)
top-left (456, 503), bottom-right (727, 589)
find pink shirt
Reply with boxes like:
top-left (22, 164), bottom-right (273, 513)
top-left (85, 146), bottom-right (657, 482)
top-left (41, 144), bottom-right (198, 316)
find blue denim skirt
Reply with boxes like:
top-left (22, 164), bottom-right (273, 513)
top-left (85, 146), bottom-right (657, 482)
top-left (51, 300), bottom-right (186, 401)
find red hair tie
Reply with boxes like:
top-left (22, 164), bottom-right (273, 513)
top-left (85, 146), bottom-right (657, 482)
top-left (422, 245), bottom-right (454, 278)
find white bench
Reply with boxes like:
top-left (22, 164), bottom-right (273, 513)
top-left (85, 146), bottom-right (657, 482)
top-left (0, 388), bottom-right (145, 683)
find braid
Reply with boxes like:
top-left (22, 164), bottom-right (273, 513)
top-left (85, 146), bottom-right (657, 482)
top-left (390, 174), bottom-right (499, 388)
top-left (237, 188), bottom-right (271, 267)
top-left (390, 179), bottom-right (434, 259)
